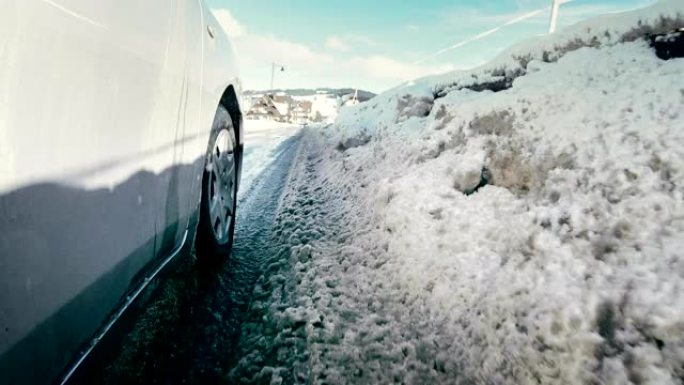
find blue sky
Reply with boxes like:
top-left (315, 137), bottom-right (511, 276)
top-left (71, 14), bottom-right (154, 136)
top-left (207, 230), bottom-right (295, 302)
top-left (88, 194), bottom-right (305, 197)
top-left (206, 0), bottom-right (653, 93)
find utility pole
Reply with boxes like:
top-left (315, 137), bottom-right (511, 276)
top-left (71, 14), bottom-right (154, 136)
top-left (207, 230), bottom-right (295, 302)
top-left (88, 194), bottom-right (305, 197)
top-left (548, 0), bottom-right (561, 34)
top-left (270, 63), bottom-right (285, 91)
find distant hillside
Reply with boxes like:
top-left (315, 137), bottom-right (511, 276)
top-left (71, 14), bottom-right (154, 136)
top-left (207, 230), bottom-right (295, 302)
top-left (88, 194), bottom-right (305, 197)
top-left (244, 88), bottom-right (376, 102)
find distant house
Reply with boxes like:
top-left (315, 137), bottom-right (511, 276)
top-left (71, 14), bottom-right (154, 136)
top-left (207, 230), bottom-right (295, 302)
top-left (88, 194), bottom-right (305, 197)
top-left (244, 89), bottom-right (376, 123)
top-left (245, 94), bottom-right (284, 121)
top-left (246, 94), bottom-right (316, 123)
top-left (272, 94), bottom-right (294, 122)
top-left (291, 100), bottom-right (312, 122)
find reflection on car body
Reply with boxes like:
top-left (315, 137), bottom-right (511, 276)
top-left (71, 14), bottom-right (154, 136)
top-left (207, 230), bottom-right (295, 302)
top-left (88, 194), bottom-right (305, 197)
top-left (0, 0), bottom-right (244, 383)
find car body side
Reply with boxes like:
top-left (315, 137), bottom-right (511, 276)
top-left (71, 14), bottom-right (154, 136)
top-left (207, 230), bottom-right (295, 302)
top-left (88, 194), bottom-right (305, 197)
top-left (0, 1), bottom-right (242, 384)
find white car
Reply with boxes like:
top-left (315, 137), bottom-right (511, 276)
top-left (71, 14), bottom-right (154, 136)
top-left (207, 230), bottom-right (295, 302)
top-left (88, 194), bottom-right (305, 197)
top-left (0, 1), bottom-right (244, 383)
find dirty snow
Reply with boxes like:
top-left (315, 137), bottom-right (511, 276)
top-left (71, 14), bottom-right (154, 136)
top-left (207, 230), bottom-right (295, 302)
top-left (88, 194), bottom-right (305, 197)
top-left (228, 2), bottom-right (684, 384)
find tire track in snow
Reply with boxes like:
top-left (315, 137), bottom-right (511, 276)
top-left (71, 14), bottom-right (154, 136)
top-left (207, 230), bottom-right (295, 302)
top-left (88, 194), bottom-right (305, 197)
top-left (227, 130), bottom-right (459, 384)
top-left (94, 134), bottom-right (302, 384)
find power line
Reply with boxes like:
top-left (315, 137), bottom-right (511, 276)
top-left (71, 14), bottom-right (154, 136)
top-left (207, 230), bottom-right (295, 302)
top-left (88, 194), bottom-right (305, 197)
top-left (416, 0), bottom-right (572, 65)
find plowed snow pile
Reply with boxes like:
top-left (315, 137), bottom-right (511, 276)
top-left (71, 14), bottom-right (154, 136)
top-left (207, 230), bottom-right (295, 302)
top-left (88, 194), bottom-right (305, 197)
top-left (229, 2), bottom-right (684, 384)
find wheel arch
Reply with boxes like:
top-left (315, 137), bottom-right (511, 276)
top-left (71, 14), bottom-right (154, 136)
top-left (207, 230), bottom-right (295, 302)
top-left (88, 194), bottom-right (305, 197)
top-left (219, 85), bottom-right (242, 146)
top-left (218, 85), bottom-right (243, 181)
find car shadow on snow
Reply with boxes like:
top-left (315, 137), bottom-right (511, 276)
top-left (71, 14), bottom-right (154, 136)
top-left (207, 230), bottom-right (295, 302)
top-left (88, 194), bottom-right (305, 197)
top-left (82, 134), bottom-right (303, 385)
top-left (0, 156), bottom-right (209, 385)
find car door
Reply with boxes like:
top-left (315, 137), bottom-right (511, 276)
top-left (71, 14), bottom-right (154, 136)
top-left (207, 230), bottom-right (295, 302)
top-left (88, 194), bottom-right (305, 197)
top-left (153, 0), bottom-right (205, 260)
top-left (0, 0), bottom-right (194, 383)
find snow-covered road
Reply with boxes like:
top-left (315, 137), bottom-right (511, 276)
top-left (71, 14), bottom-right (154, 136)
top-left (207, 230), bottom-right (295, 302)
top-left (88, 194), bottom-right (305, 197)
top-left (82, 2), bottom-right (683, 384)
top-left (239, 120), bottom-right (302, 198)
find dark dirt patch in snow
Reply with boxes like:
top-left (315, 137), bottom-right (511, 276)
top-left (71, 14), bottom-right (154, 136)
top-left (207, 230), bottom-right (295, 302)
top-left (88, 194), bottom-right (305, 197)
top-left (435, 73), bottom-right (520, 98)
top-left (650, 28), bottom-right (684, 60)
top-left (397, 93), bottom-right (435, 121)
top-left (622, 15), bottom-right (684, 44)
top-left (468, 110), bottom-right (515, 137)
top-left (336, 133), bottom-right (371, 152)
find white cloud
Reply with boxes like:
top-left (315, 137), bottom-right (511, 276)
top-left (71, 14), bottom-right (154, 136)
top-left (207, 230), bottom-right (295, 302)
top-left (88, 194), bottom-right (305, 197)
top-left (406, 24), bottom-right (421, 32)
top-left (347, 34), bottom-right (377, 47)
top-left (325, 34), bottom-right (377, 52)
top-left (325, 35), bottom-right (351, 52)
top-left (349, 55), bottom-right (453, 81)
top-left (212, 9), bottom-right (247, 38)
top-left (211, 8), bottom-right (332, 67)
top-left (240, 34), bottom-right (334, 66)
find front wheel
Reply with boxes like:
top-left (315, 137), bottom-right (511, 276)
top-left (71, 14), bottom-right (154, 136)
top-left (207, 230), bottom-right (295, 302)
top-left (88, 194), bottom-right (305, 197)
top-left (195, 105), bottom-right (238, 265)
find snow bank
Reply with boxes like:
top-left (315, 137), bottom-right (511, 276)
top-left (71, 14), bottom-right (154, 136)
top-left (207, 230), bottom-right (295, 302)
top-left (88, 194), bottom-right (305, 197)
top-left (230, 2), bottom-right (684, 383)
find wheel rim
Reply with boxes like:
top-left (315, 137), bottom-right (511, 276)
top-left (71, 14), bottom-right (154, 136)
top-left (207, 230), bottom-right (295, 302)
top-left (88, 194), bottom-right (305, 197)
top-left (207, 129), bottom-right (236, 245)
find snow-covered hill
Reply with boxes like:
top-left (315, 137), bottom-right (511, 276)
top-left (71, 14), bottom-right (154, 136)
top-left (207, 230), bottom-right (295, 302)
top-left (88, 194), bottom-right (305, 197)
top-left (229, 2), bottom-right (684, 384)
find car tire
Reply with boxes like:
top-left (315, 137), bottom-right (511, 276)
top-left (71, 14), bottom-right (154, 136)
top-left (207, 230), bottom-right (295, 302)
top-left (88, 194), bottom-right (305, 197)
top-left (195, 105), bottom-right (238, 266)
